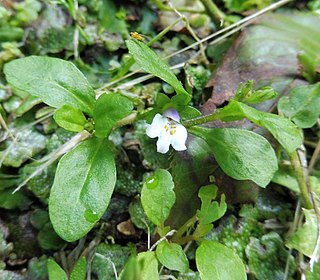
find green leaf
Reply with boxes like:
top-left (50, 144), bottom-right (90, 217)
top-left (193, 223), bottom-right (213, 239)
top-left (47, 259), bottom-right (68, 280)
top-left (136, 252), bottom-right (159, 280)
top-left (70, 256), bottom-right (87, 280)
top-left (125, 39), bottom-right (189, 97)
top-left (92, 243), bottom-right (131, 280)
top-left (196, 240), bottom-right (247, 280)
top-left (213, 100), bottom-right (302, 153)
top-left (0, 188), bottom-right (30, 210)
top-left (16, 95), bottom-right (42, 116)
top-left (272, 166), bottom-right (299, 193)
top-left (278, 83), bottom-right (320, 128)
top-left (156, 241), bottom-right (189, 272)
top-left (287, 209), bottom-right (318, 258)
top-left (99, 0), bottom-right (127, 34)
top-left (0, 26), bottom-right (24, 42)
top-left (190, 127), bottom-right (278, 188)
top-left (119, 255), bottom-right (141, 280)
top-left (167, 137), bottom-right (216, 228)
top-left (306, 261), bottom-right (320, 280)
top-left (37, 223), bottom-right (64, 250)
top-left (235, 80), bottom-right (277, 104)
top-left (119, 252), bottom-right (159, 280)
top-left (155, 93), bottom-right (171, 107)
top-left (0, 126), bottom-right (46, 168)
top-left (49, 137), bottom-right (116, 242)
top-left (54, 105), bottom-right (87, 132)
top-left (4, 56), bottom-right (96, 116)
top-left (141, 169), bottom-right (176, 226)
top-left (197, 184), bottom-right (227, 225)
top-left (93, 93), bottom-right (133, 138)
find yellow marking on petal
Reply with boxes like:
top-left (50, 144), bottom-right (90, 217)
top-left (170, 129), bottom-right (176, 135)
top-left (164, 125), bottom-right (169, 132)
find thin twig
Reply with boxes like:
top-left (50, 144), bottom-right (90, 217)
top-left (167, 0), bottom-right (293, 59)
top-left (167, 0), bottom-right (208, 63)
top-left (95, 253), bottom-right (118, 280)
top-left (283, 200), bottom-right (301, 280)
top-left (0, 113), bottom-right (17, 143)
top-left (141, 219), bottom-right (151, 250)
top-left (12, 131), bottom-right (90, 194)
top-left (308, 139), bottom-right (320, 174)
top-left (149, 230), bottom-right (176, 252)
top-left (289, 149), bottom-right (313, 209)
top-left (95, 0), bottom-right (292, 94)
top-left (199, 0), bottom-right (225, 26)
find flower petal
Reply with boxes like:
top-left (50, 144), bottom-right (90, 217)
top-left (170, 123), bottom-right (188, 151)
top-left (156, 134), bottom-right (171, 154)
top-left (163, 108), bottom-right (180, 122)
top-left (146, 114), bottom-right (167, 138)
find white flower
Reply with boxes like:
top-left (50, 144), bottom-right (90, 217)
top-left (146, 108), bottom-right (188, 154)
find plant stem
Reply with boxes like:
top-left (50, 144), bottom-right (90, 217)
top-left (114, 112), bottom-right (138, 128)
top-left (308, 139), bottom-right (320, 173)
top-left (148, 17), bottom-right (183, 46)
top-left (172, 215), bottom-right (198, 243)
top-left (199, 0), bottom-right (225, 27)
top-left (289, 151), bottom-right (313, 209)
top-left (152, 0), bottom-right (205, 14)
top-left (97, 17), bottom-right (183, 93)
top-left (166, 0), bottom-right (208, 64)
top-left (182, 110), bottom-right (221, 127)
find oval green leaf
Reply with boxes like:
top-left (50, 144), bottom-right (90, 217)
top-left (190, 127), bottom-right (278, 188)
top-left (93, 93), bottom-right (133, 138)
top-left (47, 259), bottom-right (68, 280)
top-left (234, 101), bottom-right (302, 153)
top-left (54, 105), bottom-right (87, 132)
top-left (49, 137), bottom-right (116, 242)
top-left (213, 100), bottom-right (302, 153)
top-left (196, 240), bottom-right (247, 280)
top-left (141, 169), bottom-right (176, 226)
top-left (278, 83), bottom-right (320, 128)
top-left (125, 39), bottom-right (189, 97)
top-left (119, 252), bottom-right (159, 280)
top-left (137, 252), bottom-right (159, 280)
top-left (156, 241), bottom-right (189, 272)
top-left (287, 209), bottom-right (318, 258)
top-left (4, 56), bottom-right (96, 116)
top-left (70, 256), bottom-right (87, 280)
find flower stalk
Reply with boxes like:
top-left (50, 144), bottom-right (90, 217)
top-left (199, 0), bottom-right (225, 27)
top-left (289, 151), bottom-right (313, 209)
top-left (182, 108), bottom-right (229, 128)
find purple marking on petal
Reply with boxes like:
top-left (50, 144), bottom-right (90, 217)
top-left (163, 108), bottom-right (180, 122)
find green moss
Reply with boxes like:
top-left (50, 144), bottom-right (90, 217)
top-left (0, 227), bottom-right (13, 259)
top-left (246, 232), bottom-right (295, 280)
top-left (92, 243), bottom-right (131, 280)
top-left (206, 215), bottom-right (264, 260)
top-left (45, 128), bottom-right (75, 153)
top-left (27, 256), bottom-right (48, 280)
top-left (0, 126), bottom-right (46, 168)
top-left (129, 198), bottom-right (155, 233)
top-left (22, 163), bottom-right (56, 201)
top-left (115, 168), bottom-right (141, 197)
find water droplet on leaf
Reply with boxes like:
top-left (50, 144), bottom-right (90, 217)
top-left (84, 209), bottom-right (99, 223)
top-left (145, 174), bottom-right (159, 189)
